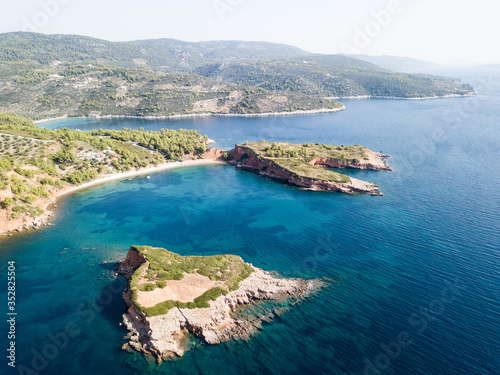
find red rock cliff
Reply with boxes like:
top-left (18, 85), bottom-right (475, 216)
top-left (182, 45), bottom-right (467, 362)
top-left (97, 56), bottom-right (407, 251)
top-left (227, 146), bottom-right (386, 195)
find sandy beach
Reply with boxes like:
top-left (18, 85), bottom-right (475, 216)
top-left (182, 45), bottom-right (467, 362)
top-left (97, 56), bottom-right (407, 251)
top-left (57, 159), bottom-right (225, 197)
top-left (34, 115), bottom-right (70, 124)
top-left (1, 158), bottom-right (225, 235)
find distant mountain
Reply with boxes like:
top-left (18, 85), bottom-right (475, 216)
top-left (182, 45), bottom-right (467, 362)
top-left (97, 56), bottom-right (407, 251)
top-left (343, 54), bottom-right (440, 73)
top-left (196, 55), bottom-right (472, 98)
top-left (0, 32), bottom-right (474, 120)
top-left (0, 32), bottom-right (310, 72)
top-left (475, 64), bottom-right (500, 69)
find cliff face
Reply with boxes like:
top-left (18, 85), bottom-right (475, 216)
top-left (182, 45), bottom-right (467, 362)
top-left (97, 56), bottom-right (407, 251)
top-left (201, 147), bottom-right (224, 159)
top-left (227, 146), bottom-right (389, 195)
top-left (310, 149), bottom-right (391, 171)
top-left (118, 247), bottom-right (321, 361)
top-left (117, 247), bottom-right (148, 277)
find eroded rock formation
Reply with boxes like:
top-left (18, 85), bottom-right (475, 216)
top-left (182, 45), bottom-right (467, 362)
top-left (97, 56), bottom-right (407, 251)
top-left (118, 247), bottom-right (321, 361)
top-left (227, 146), bottom-right (390, 195)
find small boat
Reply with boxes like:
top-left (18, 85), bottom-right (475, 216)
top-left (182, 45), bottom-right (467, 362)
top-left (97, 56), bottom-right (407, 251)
top-left (147, 175), bottom-right (151, 179)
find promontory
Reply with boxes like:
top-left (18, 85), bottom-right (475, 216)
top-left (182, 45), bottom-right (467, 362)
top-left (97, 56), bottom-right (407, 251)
top-left (223, 141), bottom-right (391, 195)
top-left (118, 246), bottom-right (321, 360)
top-left (0, 113), bottom-right (391, 236)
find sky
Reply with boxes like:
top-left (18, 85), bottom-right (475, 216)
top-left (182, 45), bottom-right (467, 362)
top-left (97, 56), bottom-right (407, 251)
top-left (0, 0), bottom-right (498, 64)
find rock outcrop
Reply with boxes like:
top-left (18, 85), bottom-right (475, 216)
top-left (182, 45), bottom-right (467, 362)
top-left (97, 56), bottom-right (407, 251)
top-left (227, 146), bottom-right (390, 195)
top-left (310, 148), bottom-right (391, 172)
top-left (118, 247), bottom-right (321, 361)
top-left (0, 204), bottom-right (55, 235)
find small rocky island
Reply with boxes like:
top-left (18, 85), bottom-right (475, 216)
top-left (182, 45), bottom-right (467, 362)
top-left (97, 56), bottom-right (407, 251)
top-left (118, 246), bottom-right (321, 361)
top-left (224, 142), bottom-right (391, 195)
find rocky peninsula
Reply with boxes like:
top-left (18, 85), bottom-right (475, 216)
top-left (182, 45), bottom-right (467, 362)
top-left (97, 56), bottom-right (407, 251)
top-left (225, 142), bottom-right (391, 195)
top-left (0, 113), bottom-right (392, 237)
top-left (118, 246), bottom-right (321, 361)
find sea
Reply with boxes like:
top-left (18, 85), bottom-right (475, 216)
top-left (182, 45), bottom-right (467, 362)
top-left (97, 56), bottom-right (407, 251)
top-left (0, 67), bottom-right (499, 375)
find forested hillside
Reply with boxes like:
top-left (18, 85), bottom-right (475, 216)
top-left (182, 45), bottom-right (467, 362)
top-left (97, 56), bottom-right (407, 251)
top-left (0, 32), bottom-right (474, 119)
top-left (196, 56), bottom-right (472, 98)
top-left (0, 112), bottom-right (210, 227)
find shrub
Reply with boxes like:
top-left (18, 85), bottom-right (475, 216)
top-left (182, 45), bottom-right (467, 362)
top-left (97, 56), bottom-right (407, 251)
top-left (41, 177), bottom-right (55, 185)
top-left (193, 287), bottom-right (228, 308)
top-left (1, 197), bottom-right (14, 208)
top-left (0, 157), bottom-right (13, 171)
top-left (156, 281), bottom-right (166, 288)
top-left (30, 186), bottom-right (49, 197)
top-left (197, 268), bottom-right (211, 277)
top-left (52, 149), bottom-right (75, 164)
top-left (144, 300), bottom-right (175, 316)
top-left (138, 283), bottom-right (157, 292)
top-left (21, 195), bottom-right (37, 204)
top-left (14, 166), bottom-right (37, 178)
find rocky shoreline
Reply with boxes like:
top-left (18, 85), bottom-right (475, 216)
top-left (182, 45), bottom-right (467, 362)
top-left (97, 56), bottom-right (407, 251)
top-left (33, 106), bottom-right (346, 124)
top-left (117, 247), bottom-right (322, 361)
top-left (227, 146), bottom-right (391, 195)
top-left (0, 158), bottom-right (223, 237)
top-left (0, 197), bottom-right (57, 236)
top-left (1, 144), bottom-right (391, 237)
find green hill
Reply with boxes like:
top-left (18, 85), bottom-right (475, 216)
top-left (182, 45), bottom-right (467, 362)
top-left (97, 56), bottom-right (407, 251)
top-left (196, 55), bottom-right (473, 98)
top-left (0, 32), bottom-right (474, 119)
top-left (0, 32), bottom-right (310, 72)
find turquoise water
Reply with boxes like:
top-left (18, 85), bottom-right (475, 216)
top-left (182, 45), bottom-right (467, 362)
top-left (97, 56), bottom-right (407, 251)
top-left (1, 69), bottom-right (499, 374)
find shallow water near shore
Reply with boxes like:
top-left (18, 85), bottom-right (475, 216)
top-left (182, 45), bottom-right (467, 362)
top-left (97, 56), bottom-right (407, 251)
top-left (1, 68), bottom-right (499, 374)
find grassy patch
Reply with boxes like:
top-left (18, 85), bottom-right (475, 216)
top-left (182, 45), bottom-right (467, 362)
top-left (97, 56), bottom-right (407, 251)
top-left (128, 246), bottom-right (254, 317)
top-left (239, 141), bottom-right (366, 183)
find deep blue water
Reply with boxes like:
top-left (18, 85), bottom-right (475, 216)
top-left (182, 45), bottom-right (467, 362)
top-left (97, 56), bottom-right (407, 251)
top-left (1, 68), bottom-right (499, 375)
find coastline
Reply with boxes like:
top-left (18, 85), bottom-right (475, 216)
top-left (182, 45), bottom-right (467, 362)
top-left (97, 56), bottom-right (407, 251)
top-left (325, 92), bottom-right (475, 100)
top-left (118, 245), bottom-right (322, 360)
top-left (1, 159), bottom-right (225, 236)
top-left (32, 92), bottom-right (474, 125)
top-left (33, 106), bottom-right (346, 124)
top-left (1, 141), bottom-right (392, 236)
top-left (57, 159), bottom-right (224, 197)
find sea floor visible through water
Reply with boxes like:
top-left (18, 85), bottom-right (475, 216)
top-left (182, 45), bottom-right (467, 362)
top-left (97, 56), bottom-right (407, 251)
top-left (0, 68), bottom-right (499, 375)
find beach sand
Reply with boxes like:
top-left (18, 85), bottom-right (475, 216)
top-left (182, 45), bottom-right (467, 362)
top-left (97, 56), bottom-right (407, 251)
top-left (57, 159), bottom-right (224, 197)
top-left (1, 159), bottom-right (224, 234)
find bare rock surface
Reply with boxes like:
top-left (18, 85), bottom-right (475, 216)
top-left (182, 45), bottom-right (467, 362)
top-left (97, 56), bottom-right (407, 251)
top-left (227, 145), bottom-right (391, 195)
top-left (118, 247), bottom-right (322, 361)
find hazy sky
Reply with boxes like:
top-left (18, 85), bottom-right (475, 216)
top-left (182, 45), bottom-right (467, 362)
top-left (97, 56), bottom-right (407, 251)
top-left (0, 0), bottom-right (498, 64)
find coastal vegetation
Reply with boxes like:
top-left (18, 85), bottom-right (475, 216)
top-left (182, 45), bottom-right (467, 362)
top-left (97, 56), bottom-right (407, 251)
top-left (0, 33), bottom-right (473, 120)
top-left (197, 56), bottom-right (473, 98)
top-left (0, 111), bottom-right (392, 233)
top-left (0, 113), bottom-right (209, 225)
top-left (0, 62), bottom-right (340, 119)
top-left (234, 141), bottom-right (375, 183)
top-left (127, 246), bottom-right (254, 317)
